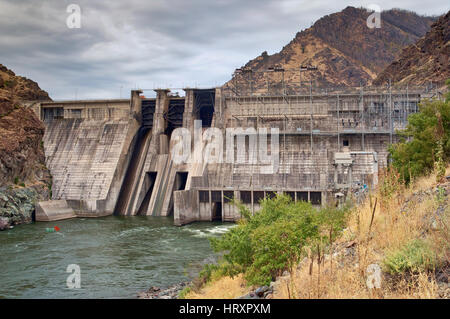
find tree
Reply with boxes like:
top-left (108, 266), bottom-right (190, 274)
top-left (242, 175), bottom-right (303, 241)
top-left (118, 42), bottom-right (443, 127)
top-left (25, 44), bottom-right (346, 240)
top-left (389, 80), bottom-right (450, 183)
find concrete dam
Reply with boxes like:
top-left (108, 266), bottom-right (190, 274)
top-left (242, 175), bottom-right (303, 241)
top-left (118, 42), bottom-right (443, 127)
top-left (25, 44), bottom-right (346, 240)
top-left (33, 85), bottom-right (436, 225)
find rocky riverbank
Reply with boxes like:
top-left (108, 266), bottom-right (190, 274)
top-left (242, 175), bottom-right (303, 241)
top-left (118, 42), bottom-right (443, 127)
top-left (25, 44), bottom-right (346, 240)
top-left (137, 282), bottom-right (190, 299)
top-left (0, 185), bottom-right (49, 230)
top-left (137, 281), bottom-right (275, 299)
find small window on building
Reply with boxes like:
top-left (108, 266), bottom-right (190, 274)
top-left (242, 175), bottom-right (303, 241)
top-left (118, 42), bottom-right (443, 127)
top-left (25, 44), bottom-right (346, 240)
top-left (240, 191), bottom-right (252, 204)
top-left (253, 191), bottom-right (264, 204)
top-left (223, 191), bottom-right (234, 203)
top-left (211, 191), bottom-right (221, 203)
top-left (199, 191), bottom-right (209, 203)
top-left (310, 192), bottom-right (322, 205)
top-left (285, 191), bottom-right (295, 202)
top-left (296, 192), bottom-right (308, 202)
top-left (266, 191), bottom-right (276, 199)
top-left (343, 140), bottom-right (349, 147)
top-left (70, 109), bottom-right (82, 118)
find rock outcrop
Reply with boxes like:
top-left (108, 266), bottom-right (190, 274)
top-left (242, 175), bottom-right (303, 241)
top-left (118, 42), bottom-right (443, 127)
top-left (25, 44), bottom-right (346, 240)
top-left (0, 187), bottom-right (47, 230)
top-left (0, 64), bottom-right (52, 229)
top-left (226, 6), bottom-right (435, 91)
top-left (374, 11), bottom-right (450, 86)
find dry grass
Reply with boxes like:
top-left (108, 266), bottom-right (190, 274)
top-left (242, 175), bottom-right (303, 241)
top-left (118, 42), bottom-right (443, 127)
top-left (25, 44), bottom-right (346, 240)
top-left (272, 166), bottom-right (450, 299)
top-left (185, 274), bottom-right (251, 299)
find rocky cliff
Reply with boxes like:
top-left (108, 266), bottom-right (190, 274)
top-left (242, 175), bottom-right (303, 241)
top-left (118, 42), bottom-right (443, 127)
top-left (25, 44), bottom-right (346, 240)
top-left (227, 6), bottom-right (435, 92)
top-left (0, 64), bottom-right (52, 230)
top-left (374, 11), bottom-right (449, 86)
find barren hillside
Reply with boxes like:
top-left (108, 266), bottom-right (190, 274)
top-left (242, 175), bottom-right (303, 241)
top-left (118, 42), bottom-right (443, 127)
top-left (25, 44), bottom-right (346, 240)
top-left (226, 6), bottom-right (435, 92)
top-left (375, 11), bottom-right (450, 86)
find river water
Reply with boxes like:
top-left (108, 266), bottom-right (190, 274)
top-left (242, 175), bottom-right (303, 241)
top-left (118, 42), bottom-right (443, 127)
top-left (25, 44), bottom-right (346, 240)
top-left (0, 216), bottom-right (234, 299)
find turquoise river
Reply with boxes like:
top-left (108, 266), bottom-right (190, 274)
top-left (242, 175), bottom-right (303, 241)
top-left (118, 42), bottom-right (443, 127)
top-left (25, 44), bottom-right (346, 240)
top-left (0, 216), bottom-right (234, 298)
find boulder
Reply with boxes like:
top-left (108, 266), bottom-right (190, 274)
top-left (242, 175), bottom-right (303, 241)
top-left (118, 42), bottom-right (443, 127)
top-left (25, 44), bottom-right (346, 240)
top-left (0, 186), bottom-right (40, 230)
top-left (238, 292), bottom-right (260, 299)
top-left (255, 286), bottom-right (270, 297)
top-left (0, 216), bottom-right (10, 230)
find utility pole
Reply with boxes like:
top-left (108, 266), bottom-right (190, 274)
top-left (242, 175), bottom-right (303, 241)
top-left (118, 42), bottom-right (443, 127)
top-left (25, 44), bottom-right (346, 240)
top-left (283, 115), bottom-right (287, 189)
top-left (249, 70), bottom-right (253, 96)
top-left (310, 80), bottom-right (313, 153)
top-left (389, 79), bottom-right (393, 145)
top-left (299, 67), bottom-right (301, 90)
top-left (234, 70), bottom-right (238, 96)
top-left (337, 93), bottom-right (340, 151)
top-left (361, 86), bottom-right (365, 151)
top-left (406, 84), bottom-right (409, 119)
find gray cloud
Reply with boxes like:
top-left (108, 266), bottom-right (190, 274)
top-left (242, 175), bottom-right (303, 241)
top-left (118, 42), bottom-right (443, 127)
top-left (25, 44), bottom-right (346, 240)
top-left (0, 0), bottom-right (448, 99)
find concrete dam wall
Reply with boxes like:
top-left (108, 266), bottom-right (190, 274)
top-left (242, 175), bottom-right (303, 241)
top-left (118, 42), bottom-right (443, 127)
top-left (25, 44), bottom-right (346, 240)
top-left (44, 119), bottom-right (129, 201)
top-left (35, 96), bottom-right (141, 220)
top-left (34, 85), bottom-right (436, 225)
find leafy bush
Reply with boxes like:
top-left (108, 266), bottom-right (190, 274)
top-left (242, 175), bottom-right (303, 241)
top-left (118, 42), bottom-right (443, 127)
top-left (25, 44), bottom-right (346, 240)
top-left (209, 194), bottom-right (350, 286)
top-left (383, 239), bottom-right (438, 275)
top-left (389, 80), bottom-right (450, 183)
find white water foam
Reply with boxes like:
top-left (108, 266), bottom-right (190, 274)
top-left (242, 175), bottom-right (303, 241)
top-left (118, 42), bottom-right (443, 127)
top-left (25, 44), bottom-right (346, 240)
top-left (183, 224), bottom-right (236, 238)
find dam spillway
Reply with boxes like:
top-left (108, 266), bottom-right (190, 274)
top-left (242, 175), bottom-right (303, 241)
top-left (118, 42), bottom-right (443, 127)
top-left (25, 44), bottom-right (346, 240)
top-left (33, 85), bottom-right (436, 225)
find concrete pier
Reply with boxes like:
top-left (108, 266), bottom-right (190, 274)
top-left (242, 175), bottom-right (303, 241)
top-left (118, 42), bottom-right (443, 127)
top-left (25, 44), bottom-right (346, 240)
top-left (35, 200), bottom-right (76, 221)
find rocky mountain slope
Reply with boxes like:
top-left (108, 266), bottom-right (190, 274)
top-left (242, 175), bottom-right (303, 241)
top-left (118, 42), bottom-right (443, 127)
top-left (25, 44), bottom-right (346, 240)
top-left (374, 11), bottom-right (450, 86)
top-left (0, 64), bottom-right (52, 230)
top-left (227, 6), bottom-right (435, 92)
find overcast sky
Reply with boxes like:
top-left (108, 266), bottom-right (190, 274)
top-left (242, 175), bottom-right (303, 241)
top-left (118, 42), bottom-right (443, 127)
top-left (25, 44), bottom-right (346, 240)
top-left (0, 0), bottom-right (448, 100)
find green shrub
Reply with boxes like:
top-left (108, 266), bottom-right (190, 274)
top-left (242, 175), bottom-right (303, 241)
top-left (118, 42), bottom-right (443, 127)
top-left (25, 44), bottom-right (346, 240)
top-left (389, 80), bottom-right (450, 184)
top-left (246, 216), bottom-right (318, 285)
top-left (178, 286), bottom-right (192, 299)
top-left (383, 239), bottom-right (437, 275)
top-left (209, 194), bottom-right (350, 286)
top-left (14, 176), bottom-right (19, 185)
